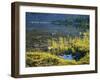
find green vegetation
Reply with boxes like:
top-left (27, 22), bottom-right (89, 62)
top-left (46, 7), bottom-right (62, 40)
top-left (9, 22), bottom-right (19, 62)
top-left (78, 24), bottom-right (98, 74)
top-left (77, 53), bottom-right (89, 64)
top-left (26, 31), bottom-right (89, 67)
top-left (26, 52), bottom-right (77, 67)
top-left (47, 31), bottom-right (89, 55)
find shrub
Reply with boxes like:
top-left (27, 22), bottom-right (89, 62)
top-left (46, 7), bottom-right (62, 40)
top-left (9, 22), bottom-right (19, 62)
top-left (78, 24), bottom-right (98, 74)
top-left (77, 53), bottom-right (90, 64)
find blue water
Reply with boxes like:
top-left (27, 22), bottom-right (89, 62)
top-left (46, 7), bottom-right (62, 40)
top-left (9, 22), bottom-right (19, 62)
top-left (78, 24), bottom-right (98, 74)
top-left (27, 23), bottom-right (80, 36)
top-left (26, 12), bottom-right (89, 36)
top-left (59, 54), bottom-right (73, 60)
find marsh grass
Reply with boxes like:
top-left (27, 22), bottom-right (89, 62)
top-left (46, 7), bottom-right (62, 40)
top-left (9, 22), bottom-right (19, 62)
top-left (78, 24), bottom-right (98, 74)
top-left (26, 52), bottom-right (77, 67)
top-left (26, 32), bottom-right (89, 67)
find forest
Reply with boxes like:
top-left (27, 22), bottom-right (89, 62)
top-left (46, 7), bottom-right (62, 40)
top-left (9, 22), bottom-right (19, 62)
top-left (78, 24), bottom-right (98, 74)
top-left (26, 13), bottom-right (89, 67)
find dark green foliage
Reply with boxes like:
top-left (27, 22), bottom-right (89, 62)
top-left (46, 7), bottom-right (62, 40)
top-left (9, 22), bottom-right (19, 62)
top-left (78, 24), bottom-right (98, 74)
top-left (77, 53), bottom-right (90, 64)
top-left (52, 15), bottom-right (89, 31)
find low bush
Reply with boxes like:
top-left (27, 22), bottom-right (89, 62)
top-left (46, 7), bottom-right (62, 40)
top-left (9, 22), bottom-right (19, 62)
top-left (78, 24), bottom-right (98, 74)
top-left (77, 53), bottom-right (90, 64)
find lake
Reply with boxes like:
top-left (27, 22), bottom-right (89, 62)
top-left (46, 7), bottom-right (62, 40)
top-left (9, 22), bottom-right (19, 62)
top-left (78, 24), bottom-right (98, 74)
top-left (27, 22), bottom-right (82, 37)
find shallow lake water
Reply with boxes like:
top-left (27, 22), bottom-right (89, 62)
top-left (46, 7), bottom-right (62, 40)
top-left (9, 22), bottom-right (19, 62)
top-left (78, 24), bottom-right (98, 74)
top-left (59, 54), bottom-right (73, 60)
